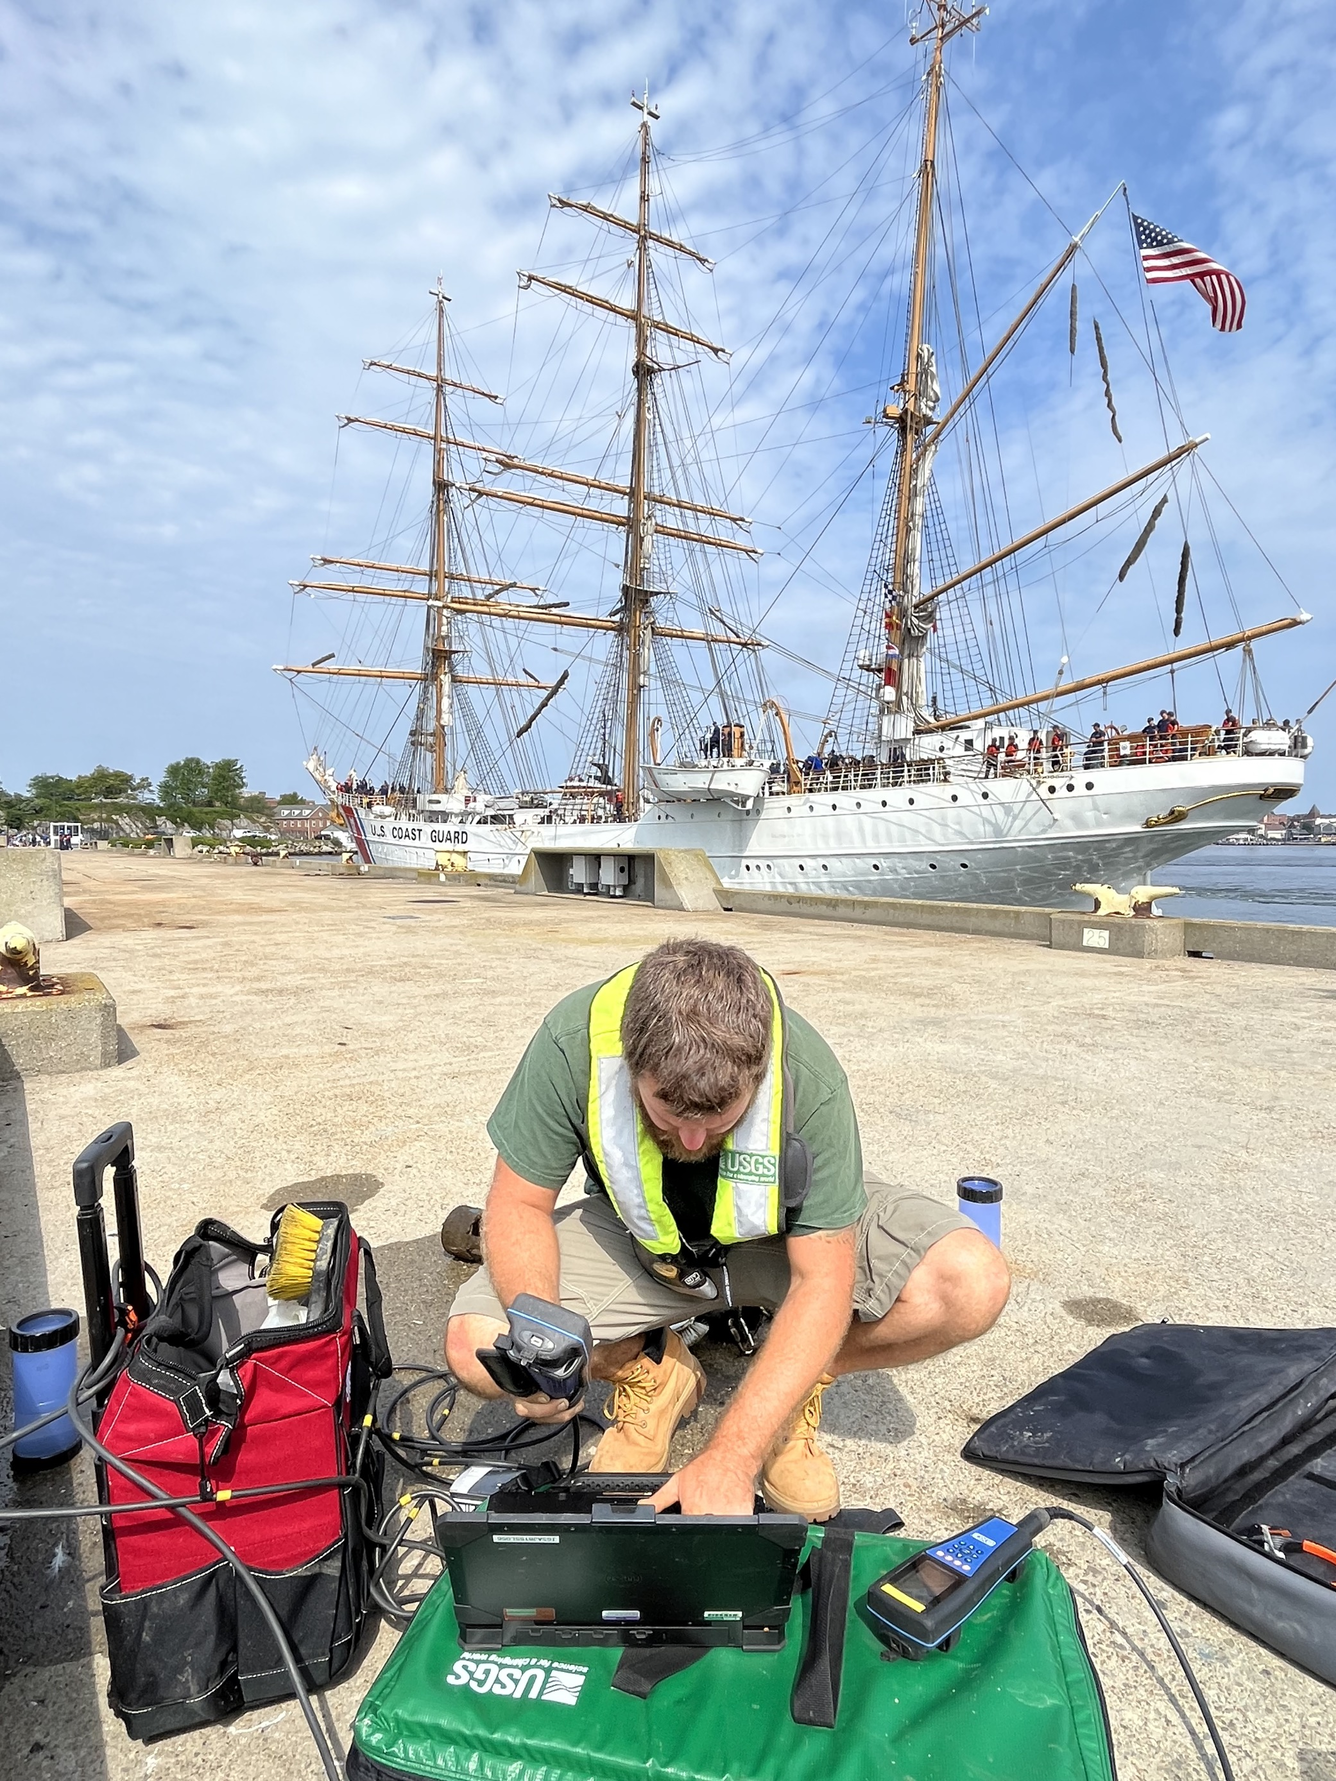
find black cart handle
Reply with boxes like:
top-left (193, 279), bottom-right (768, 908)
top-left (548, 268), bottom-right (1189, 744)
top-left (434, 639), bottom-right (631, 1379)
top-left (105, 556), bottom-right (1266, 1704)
top-left (72, 1121), bottom-right (151, 1371)
top-left (73, 1122), bottom-right (135, 1208)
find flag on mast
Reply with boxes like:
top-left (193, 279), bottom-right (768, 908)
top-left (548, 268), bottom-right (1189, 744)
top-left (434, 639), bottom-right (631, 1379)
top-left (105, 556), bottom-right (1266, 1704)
top-left (1132, 214), bottom-right (1245, 333)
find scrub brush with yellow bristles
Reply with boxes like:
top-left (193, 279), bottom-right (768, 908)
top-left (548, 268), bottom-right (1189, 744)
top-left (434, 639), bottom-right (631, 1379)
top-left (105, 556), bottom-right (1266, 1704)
top-left (262, 1204), bottom-right (340, 1329)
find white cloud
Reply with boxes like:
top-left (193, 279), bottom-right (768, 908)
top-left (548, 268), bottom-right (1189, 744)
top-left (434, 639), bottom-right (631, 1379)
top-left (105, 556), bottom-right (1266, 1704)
top-left (0, 0), bottom-right (1330, 806)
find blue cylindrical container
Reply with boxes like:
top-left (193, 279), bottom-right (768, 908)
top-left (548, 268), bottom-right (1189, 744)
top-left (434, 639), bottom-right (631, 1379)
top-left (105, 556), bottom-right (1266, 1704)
top-left (957, 1178), bottom-right (1003, 1248)
top-left (10, 1308), bottom-right (81, 1468)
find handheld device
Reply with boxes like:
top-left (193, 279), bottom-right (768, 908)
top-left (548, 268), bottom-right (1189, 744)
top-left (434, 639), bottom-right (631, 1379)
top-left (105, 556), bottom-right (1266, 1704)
top-left (865, 1510), bottom-right (1047, 1659)
top-left (475, 1294), bottom-right (591, 1404)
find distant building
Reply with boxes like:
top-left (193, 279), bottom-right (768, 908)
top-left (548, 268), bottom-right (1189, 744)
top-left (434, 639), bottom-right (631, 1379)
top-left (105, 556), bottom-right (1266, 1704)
top-left (1260, 808), bottom-right (1334, 840)
top-left (271, 802), bottom-right (329, 840)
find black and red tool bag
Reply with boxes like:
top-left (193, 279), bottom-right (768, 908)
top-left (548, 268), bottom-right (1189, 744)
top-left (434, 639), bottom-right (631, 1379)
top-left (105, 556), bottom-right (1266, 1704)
top-left (962, 1323), bottom-right (1336, 1686)
top-left (93, 1199), bottom-right (391, 1738)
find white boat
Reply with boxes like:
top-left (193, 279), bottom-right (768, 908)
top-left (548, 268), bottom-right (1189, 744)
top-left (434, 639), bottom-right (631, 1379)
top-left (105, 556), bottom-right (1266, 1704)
top-left (277, 13), bottom-right (1312, 901)
top-left (535, 746), bottom-right (1307, 907)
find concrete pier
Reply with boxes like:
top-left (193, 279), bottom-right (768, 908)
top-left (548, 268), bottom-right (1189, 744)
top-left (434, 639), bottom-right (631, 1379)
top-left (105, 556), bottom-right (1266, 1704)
top-left (0, 847), bottom-right (65, 941)
top-left (1, 852), bottom-right (1332, 1781)
top-left (522, 847), bottom-right (1336, 968)
top-left (0, 972), bottom-right (118, 1080)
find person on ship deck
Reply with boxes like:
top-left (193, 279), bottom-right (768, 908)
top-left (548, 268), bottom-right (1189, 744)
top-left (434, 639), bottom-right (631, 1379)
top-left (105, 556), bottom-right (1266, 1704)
top-left (444, 939), bottom-right (1009, 1520)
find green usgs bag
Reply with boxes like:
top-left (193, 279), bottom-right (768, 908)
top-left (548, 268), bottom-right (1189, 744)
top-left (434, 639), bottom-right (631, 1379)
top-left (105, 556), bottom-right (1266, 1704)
top-left (348, 1529), bottom-right (1114, 1781)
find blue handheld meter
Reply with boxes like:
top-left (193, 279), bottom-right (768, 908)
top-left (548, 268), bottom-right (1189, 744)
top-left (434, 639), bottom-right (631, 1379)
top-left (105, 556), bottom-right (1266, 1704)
top-left (866, 1512), bottom-right (1044, 1659)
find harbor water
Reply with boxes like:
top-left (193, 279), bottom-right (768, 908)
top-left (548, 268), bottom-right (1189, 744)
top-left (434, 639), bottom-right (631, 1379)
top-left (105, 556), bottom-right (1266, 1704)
top-left (1166, 844), bottom-right (1336, 927)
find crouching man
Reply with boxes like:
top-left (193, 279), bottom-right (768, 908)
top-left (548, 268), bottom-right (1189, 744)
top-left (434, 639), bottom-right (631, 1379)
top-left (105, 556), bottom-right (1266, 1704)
top-left (446, 938), bottom-right (1008, 1518)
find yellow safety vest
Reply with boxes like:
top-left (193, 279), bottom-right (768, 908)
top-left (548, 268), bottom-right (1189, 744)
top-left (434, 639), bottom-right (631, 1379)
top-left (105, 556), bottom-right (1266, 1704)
top-left (586, 963), bottom-right (790, 1253)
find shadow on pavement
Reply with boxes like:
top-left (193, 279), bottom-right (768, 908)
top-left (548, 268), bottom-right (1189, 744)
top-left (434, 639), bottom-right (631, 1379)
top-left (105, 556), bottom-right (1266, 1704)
top-left (0, 1079), bottom-right (109, 1780)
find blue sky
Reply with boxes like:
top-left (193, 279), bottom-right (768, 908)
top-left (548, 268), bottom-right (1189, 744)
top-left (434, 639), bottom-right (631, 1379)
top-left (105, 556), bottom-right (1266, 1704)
top-left (2, 0), bottom-right (1333, 806)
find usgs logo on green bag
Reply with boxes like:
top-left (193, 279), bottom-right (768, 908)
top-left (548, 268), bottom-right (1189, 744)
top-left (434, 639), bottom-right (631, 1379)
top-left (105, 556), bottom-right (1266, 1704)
top-left (445, 1655), bottom-right (588, 1706)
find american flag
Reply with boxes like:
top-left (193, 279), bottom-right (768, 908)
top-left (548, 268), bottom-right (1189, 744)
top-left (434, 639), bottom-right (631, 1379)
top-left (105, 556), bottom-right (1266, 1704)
top-left (1133, 214), bottom-right (1246, 333)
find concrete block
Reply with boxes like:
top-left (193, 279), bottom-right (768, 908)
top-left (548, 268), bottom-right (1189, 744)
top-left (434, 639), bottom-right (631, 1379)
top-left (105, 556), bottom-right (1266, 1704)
top-left (0, 849), bottom-right (65, 942)
top-left (650, 849), bottom-right (724, 912)
top-left (1050, 913), bottom-right (1185, 959)
top-left (0, 973), bottom-right (117, 1080)
top-left (1180, 917), bottom-right (1336, 970)
top-left (725, 888), bottom-right (1054, 943)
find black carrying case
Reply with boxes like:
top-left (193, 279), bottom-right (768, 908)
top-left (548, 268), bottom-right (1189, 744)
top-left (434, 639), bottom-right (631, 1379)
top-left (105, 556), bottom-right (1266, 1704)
top-left (961, 1323), bottom-right (1336, 1685)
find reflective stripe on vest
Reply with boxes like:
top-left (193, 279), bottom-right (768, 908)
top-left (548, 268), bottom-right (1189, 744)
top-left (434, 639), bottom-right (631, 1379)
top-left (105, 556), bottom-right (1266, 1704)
top-left (586, 963), bottom-right (786, 1253)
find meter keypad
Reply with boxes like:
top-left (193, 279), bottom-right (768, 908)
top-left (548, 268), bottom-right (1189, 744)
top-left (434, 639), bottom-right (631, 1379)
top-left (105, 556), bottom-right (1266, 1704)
top-left (927, 1517), bottom-right (1017, 1577)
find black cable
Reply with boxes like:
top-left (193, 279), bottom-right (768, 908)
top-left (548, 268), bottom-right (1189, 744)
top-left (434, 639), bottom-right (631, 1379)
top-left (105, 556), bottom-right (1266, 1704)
top-left (112, 1257), bottom-right (162, 1310)
top-left (373, 1365), bottom-right (590, 1479)
top-left (64, 1362), bottom-right (344, 1781)
top-left (1039, 1507), bottom-right (1235, 1781)
top-left (366, 1487), bottom-right (460, 1624)
top-left (0, 1475), bottom-right (361, 1522)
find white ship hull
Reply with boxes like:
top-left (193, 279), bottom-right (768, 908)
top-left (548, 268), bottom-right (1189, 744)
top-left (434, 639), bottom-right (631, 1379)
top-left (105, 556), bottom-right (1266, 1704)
top-left (533, 754), bottom-right (1305, 907)
top-left (341, 803), bottom-right (532, 875)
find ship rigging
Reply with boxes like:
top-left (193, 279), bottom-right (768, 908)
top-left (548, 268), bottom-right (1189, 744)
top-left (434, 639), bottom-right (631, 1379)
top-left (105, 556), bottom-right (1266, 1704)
top-left (277, 2), bottom-right (1312, 898)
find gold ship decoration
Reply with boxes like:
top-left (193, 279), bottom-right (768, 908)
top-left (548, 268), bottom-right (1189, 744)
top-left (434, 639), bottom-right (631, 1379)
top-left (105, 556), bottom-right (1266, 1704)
top-left (277, 5), bottom-right (1308, 810)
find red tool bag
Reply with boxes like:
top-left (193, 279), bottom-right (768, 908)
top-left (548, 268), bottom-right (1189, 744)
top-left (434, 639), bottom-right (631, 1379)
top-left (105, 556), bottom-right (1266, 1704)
top-left (89, 1187), bottom-right (391, 1738)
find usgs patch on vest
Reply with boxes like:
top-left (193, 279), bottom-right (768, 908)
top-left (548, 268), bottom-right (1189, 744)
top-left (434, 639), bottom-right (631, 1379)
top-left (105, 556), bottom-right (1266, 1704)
top-left (446, 1655), bottom-right (589, 1706)
top-left (492, 1533), bottom-right (560, 1544)
top-left (718, 1149), bottom-right (779, 1184)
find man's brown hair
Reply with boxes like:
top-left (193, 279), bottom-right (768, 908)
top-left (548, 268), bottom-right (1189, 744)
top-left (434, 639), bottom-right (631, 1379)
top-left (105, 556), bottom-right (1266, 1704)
top-left (621, 938), bottom-right (771, 1118)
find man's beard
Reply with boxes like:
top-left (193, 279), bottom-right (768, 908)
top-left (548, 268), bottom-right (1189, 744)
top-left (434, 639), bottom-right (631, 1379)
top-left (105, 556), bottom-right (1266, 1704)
top-left (638, 1107), bottom-right (729, 1164)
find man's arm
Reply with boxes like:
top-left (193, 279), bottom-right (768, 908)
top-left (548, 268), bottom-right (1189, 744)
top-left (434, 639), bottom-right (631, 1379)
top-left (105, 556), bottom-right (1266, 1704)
top-left (649, 1225), bottom-right (856, 1515)
top-left (481, 1155), bottom-right (562, 1305)
top-left (445, 1157), bottom-right (579, 1426)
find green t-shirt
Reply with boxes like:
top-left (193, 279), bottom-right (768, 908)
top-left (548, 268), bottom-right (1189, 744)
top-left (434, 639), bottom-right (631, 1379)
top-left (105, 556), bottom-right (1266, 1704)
top-left (486, 981), bottom-right (866, 1240)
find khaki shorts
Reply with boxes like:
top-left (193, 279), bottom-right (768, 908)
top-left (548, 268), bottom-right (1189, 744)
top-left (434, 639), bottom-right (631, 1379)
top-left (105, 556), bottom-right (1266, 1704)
top-left (448, 1176), bottom-right (975, 1341)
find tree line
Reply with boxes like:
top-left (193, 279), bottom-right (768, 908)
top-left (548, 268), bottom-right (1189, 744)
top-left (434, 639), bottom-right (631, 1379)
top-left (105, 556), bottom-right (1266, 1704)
top-left (0, 758), bottom-right (304, 832)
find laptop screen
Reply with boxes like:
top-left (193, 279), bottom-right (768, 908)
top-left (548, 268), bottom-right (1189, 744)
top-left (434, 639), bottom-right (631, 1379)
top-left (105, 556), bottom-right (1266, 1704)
top-left (438, 1478), bottom-right (807, 1649)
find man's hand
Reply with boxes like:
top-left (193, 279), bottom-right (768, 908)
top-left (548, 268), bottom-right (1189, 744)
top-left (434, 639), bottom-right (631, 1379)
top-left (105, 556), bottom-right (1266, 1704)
top-left (647, 1450), bottom-right (757, 1516)
top-left (511, 1389), bottom-right (584, 1426)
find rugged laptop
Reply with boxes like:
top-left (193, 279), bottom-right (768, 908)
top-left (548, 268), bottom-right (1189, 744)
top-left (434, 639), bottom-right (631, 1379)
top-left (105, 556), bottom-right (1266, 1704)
top-left (436, 1473), bottom-right (808, 1650)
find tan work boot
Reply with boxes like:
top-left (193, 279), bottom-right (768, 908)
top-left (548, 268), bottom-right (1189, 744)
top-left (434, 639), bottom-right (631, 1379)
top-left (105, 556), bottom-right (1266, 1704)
top-left (760, 1375), bottom-right (840, 1520)
top-left (587, 1331), bottom-right (707, 1473)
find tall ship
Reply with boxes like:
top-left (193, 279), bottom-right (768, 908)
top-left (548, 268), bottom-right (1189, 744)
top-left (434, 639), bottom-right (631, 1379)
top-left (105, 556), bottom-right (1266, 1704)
top-left (278, 4), bottom-right (1312, 901)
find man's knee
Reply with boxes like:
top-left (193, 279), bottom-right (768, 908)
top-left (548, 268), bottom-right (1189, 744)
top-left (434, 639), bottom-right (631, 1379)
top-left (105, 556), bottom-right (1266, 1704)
top-left (904, 1227), bottom-right (1010, 1341)
top-left (445, 1313), bottom-right (507, 1391)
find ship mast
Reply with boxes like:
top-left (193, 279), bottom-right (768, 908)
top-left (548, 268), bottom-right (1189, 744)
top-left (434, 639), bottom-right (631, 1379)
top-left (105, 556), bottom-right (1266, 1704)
top-left (430, 279), bottom-right (452, 793)
top-left (620, 89), bottom-right (658, 820)
top-left (880, 2), bottom-right (985, 755)
top-left (276, 110), bottom-right (761, 800)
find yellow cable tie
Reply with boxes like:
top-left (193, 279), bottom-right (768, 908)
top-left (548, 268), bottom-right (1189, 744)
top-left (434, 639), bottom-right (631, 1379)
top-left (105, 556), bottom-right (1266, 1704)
top-left (215, 1489), bottom-right (232, 1503)
top-left (362, 1414), bottom-right (373, 1428)
top-left (398, 1490), bottom-right (414, 1509)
